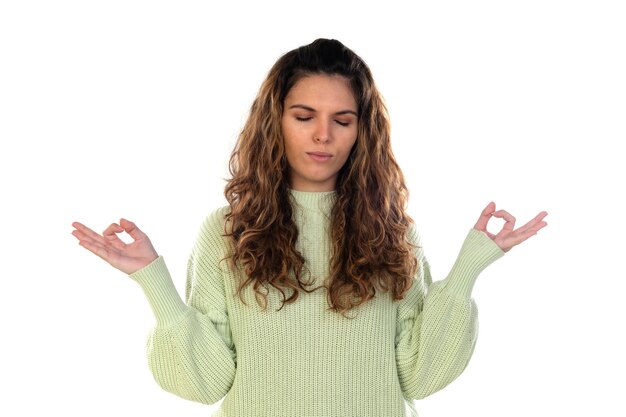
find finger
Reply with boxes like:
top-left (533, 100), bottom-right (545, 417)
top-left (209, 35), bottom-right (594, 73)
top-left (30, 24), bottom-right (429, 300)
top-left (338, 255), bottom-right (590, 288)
top-left (517, 220), bottom-right (548, 239)
top-left (71, 221), bottom-right (108, 246)
top-left (71, 228), bottom-right (93, 244)
top-left (120, 218), bottom-right (145, 241)
top-left (103, 223), bottom-right (128, 249)
top-left (492, 210), bottom-right (516, 231)
top-left (77, 235), bottom-right (118, 264)
top-left (512, 211), bottom-right (548, 235)
top-left (473, 201), bottom-right (496, 231)
top-left (501, 219), bottom-right (548, 250)
top-left (72, 227), bottom-right (114, 256)
top-left (103, 222), bottom-right (122, 236)
top-left (72, 228), bottom-right (110, 251)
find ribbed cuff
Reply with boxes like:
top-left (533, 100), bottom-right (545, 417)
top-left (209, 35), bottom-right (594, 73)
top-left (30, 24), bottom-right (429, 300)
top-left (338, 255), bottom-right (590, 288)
top-left (128, 256), bottom-right (188, 326)
top-left (443, 229), bottom-right (505, 298)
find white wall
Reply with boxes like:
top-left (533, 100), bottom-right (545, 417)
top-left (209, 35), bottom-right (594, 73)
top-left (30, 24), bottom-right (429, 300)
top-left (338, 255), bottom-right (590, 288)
top-left (1, 1), bottom-right (623, 416)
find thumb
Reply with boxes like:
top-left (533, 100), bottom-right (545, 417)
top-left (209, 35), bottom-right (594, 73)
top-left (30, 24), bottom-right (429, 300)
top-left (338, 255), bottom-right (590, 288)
top-left (474, 201), bottom-right (496, 231)
top-left (119, 218), bottom-right (145, 241)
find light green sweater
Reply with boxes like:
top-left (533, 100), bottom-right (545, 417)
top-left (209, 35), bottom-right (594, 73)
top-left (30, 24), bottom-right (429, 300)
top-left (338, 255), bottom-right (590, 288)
top-left (130, 190), bottom-right (505, 417)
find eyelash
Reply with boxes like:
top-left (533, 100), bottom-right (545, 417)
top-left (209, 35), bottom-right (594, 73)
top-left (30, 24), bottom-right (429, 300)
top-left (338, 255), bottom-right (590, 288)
top-left (295, 117), bottom-right (351, 127)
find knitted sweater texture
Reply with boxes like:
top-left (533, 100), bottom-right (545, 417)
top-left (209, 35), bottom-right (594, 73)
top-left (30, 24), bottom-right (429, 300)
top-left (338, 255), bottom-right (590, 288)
top-left (129, 190), bottom-right (505, 417)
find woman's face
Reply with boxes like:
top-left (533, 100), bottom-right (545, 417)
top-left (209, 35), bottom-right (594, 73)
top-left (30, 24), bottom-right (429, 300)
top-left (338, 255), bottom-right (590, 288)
top-left (281, 74), bottom-right (358, 192)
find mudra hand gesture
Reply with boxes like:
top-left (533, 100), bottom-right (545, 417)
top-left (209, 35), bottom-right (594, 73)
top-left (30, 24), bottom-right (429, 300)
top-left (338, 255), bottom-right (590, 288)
top-left (474, 202), bottom-right (548, 252)
top-left (71, 202), bottom-right (547, 274)
top-left (71, 219), bottom-right (158, 275)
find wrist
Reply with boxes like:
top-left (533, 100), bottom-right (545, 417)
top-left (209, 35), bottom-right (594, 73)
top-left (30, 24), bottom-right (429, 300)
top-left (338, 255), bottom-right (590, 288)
top-left (443, 228), bottom-right (505, 298)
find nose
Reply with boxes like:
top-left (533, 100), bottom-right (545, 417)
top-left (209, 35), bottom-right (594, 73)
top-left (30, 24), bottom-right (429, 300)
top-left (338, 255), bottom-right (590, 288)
top-left (313, 120), bottom-right (331, 143)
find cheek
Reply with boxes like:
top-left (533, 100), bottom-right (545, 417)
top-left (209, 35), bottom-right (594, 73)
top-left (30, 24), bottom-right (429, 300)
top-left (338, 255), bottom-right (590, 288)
top-left (281, 122), bottom-right (294, 151)
top-left (340, 137), bottom-right (358, 167)
top-left (283, 134), bottom-right (299, 160)
top-left (282, 127), bottom-right (302, 168)
top-left (344, 131), bottom-right (358, 154)
top-left (338, 139), bottom-right (357, 166)
top-left (281, 119), bottom-right (301, 145)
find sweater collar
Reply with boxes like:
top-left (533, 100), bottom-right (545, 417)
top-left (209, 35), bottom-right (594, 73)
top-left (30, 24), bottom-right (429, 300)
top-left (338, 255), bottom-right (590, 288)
top-left (289, 189), bottom-right (337, 213)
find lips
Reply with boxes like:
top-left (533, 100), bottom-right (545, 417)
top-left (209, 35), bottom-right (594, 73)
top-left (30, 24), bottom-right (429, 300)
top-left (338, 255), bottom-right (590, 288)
top-left (307, 152), bottom-right (332, 162)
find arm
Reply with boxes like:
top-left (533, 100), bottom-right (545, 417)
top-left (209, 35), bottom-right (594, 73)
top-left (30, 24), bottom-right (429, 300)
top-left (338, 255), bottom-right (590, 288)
top-left (395, 227), bottom-right (504, 399)
top-left (129, 208), bottom-right (236, 404)
top-left (395, 201), bottom-right (547, 399)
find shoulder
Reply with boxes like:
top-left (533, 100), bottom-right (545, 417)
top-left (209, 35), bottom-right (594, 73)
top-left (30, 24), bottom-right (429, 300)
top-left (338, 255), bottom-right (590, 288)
top-left (192, 206), bottom-right (232, 260)
top-left (200, 206), bottom-right (231, 235)
top-left (406, 222), bottom-right (432, 287)
top-left (407, 223), bottom-right (425, 259)
top-left (186, 206), bottom-right (233, 306)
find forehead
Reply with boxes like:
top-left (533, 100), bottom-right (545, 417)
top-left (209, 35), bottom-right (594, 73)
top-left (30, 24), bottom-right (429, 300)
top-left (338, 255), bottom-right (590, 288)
top-left (284, 74), bottom-right (357, 108)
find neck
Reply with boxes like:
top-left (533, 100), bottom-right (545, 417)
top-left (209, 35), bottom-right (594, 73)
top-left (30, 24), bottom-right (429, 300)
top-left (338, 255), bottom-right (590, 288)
top-left (289, 188), bottom-right (337, 213)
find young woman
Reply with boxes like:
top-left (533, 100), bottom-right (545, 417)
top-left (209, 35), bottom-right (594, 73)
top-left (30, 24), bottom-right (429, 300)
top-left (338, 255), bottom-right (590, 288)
top-left (71, 38), bottom-right (547, 417)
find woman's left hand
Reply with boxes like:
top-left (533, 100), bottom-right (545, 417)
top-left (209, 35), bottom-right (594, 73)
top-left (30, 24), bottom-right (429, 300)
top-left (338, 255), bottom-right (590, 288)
top-left (473, 202), bottom-right (548, 252)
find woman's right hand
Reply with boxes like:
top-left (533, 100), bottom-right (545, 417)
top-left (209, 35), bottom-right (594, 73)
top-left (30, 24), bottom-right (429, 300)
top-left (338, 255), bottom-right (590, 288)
top-left (71, 218), bottom-right (159, 275)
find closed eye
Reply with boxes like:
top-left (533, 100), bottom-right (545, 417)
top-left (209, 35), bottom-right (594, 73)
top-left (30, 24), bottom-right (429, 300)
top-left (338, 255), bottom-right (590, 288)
top-left (295, 116), bottom-right (352, 126)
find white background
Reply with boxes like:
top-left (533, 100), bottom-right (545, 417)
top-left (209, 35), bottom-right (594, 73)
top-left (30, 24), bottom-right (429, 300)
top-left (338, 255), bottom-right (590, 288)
top-left (1, 1), bottom-right (624, 416)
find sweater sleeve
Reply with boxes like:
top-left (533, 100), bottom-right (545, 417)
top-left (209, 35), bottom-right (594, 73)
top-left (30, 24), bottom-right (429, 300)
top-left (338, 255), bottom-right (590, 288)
top-left (128, 208), bottom-right (236, 405)
top-left (395, 227), bottom-right (505, 399)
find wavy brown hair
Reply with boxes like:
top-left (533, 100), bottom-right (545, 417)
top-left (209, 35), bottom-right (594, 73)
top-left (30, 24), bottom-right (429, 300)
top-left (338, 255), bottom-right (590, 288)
top-left (223, 39), bottom-right (418, 317)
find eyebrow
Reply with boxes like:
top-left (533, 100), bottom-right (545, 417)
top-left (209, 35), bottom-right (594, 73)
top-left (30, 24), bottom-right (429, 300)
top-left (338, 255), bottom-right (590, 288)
top-left (288, 104), bottom-right (358, 117)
